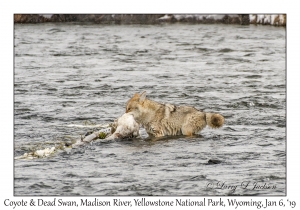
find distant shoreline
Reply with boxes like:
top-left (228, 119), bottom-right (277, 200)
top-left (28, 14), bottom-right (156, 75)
top-left (14, 14), bottom-right (286, 26)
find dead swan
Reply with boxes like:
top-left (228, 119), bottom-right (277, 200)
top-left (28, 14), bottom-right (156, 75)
top-left (72, 113), bottom-right (140, 148)
top-left (106, 113), bottom-right (140, 140)
top-left (15, 113), bottom-right (140, 159)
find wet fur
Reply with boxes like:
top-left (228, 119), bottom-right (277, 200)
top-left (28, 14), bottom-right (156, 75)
top-left (126, 91), bottom-right (224, 137)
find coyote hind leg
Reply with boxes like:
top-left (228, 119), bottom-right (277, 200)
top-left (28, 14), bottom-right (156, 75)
top-left (181, 113), bottom-right (206, 136)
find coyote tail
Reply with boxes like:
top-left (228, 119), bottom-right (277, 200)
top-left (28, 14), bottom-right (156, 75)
top-left (205, 113), bottom-right (224, 128)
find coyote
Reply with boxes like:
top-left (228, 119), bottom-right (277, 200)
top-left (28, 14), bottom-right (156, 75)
top-left (125, 91), bottom-right (224, 137)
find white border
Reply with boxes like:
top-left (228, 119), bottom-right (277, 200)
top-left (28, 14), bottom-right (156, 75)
top-left (2, 0), bottom-right (298, 209)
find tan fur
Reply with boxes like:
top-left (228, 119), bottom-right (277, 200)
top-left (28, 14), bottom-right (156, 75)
top-left (126, 91), bottom-right (224, 137)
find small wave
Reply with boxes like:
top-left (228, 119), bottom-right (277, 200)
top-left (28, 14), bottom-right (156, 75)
top-left (63, 124), bottom-right (110, 128)
top-left (63, 172), bottom-right (78, 178)
top-left (255, 102), bottom-right (279, 109)
top-left (19, 114), bottom-right (38, 119)
top-left (176, 42), bottom-right (192, 46)
top-left (244, 53), bottom-right (255, 57)
top-left (195, 47), bottom-right (212, 52)
top-left (274, 151), bottom-right (286, 157)
top-left (48, 28), bottom-right (66, 33)
top-left (258, 143), bottom-right (274, 147)
top-left (186, 175), bottom-right (207, 181)
top-left (235, 35), bottom-right (247, 39)
top-left (135, 50), bottom-right (149, 54)
top-left (47, 88), bottom-right (57, 91)
top-left (53, 53), bottom-right (69, 56)
top-left (15, 108), bottom-right (32, 112)
top-left (218, 48), bottom-right (234, 53)
top-left (245, 75), bottom-right (262, 79)
top-left (257, 175), bottom-right (285, 182)
top-left (223, 57), bottom-right (251, 63)
top-left (206, 62), bottom-right (214, 65)
top-left (224, 127), bottom-right (236, 131)
top-left (71, 85), bottom-right (89, 90)
top-left (29, 182), bottom-right (54, 189)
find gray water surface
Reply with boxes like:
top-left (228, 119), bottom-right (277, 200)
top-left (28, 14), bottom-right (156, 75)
top-left (14, 23), bottom-right (286, 196)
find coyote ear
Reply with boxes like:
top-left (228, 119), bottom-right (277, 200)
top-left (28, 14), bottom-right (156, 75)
top-left (139, 91), bottom-right (147, 103)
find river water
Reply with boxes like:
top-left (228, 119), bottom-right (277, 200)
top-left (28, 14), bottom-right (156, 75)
top-left (14, 23), bottom-right (286, 196)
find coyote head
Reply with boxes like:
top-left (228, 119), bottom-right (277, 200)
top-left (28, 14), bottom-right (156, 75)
top-left (125, 91), bottom-right (147, 122)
